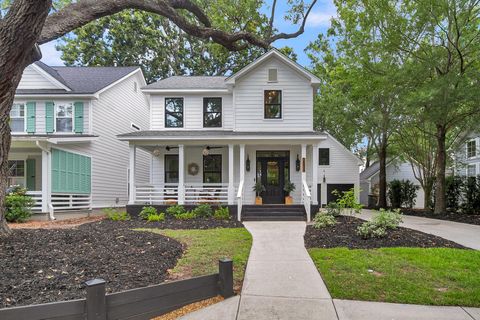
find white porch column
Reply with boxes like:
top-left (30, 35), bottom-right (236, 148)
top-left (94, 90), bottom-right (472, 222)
top-left (41, 149), bottom-right (50, 213)
top-left (301, 144), bottom-right (307, 182)
top-left (311, 144), bottom-right (319, 205)
top-left (239, 144), bottom-right (245, 184)
top-left (228, 144), bottom-right (235, 205)
top-left (128, 144), bottom-right (136, 204)
top-left (178, 144), bottom-right (185, 205)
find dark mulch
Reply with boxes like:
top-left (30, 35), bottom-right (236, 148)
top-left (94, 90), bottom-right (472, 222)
top-left (0, 219), bottom-right (183, 308)
top-left (125, 215), bottom-right (244, 229)
top-left (400, 209), bottom-right (480, 226)
top-left (304, 216), bottom-right (466, 250)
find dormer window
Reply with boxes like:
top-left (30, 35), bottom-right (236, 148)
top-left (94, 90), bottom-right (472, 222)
top-left (268, 68), bottom-right (278, 82)
top-left (264, 90), bottom-right (282, 119)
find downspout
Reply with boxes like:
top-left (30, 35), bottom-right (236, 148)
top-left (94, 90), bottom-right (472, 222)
top-left (35, 141), bottom-right (55, 220)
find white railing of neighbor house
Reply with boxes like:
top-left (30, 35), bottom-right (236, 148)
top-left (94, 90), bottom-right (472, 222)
top-left (302, 180), bottom-right (311, 222)
top-left (185, 183), bottom-right (229, 204)
top-left (51, 193), bottom-right (91, 210)
top-left (236, 180), bottom-right (244, 221)
top-left (26, 191), bottom-right (42, 211)
top-left (135, 184), bottom-right (179, 204)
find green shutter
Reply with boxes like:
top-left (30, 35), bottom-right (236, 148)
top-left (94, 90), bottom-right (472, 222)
top-left (51, 149), bottom-right (91, 194)
top-left (45, 101), bottom-right (54, 133)
top-left (26, 102), bottom-right (36, 133)
top-left (26, 159), bottom-right (36, 190)
top-left (74, 102), bottom-right (84, 134)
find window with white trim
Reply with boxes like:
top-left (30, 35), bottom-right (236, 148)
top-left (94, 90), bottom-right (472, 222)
top-left (467, 164), bottom-right (476, 177)
top-left (466, 140), bottom-right (476, 158)
top-left (55, 102), bottom-right (74, 132)
top-left (7, 160), bottom-right (25, 187)
top-left (10, 103), bottom-right (25, 132)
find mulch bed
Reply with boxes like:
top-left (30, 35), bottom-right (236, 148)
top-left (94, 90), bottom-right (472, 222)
top-left (400, 209), bottom-right (480, 226)
top-left (304, 216), bottom-right (466, 250)
top-left (124, 215), bottom-right (244, 229)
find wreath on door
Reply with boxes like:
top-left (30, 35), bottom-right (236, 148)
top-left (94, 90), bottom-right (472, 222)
top-left (188, 163), bottom-right (199, 176)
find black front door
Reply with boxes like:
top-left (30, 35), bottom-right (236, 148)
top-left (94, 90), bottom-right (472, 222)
top-left (256, 153), bottom-right (289, 204)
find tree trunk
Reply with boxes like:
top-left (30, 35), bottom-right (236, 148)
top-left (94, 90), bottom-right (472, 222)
top-left (423, 180), bottom-right (433, 211)
top-left (0, 0), bottom-right (52, 237)
top-left (434, 124), bottom-right (447, 214)
top-left (378, 140), bottom-right (388, 208)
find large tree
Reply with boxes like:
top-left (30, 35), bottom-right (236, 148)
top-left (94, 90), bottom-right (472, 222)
top-left (0, 0), bottom-right (318, 237)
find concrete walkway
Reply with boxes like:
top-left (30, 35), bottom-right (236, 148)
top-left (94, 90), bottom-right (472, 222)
top-left (360, 209), bottom-right (480, 250)
top-left (180, 221), bottom-right (480, 320)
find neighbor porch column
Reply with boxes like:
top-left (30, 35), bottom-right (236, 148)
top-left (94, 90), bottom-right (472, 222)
top-left (178, 144), bottom-right (185, 205)
top-left (128, 144), bottom-right (136, 204)
top-left (41, 149), bottom-right (50, 213)
top-left (311, 143), bottom-right (319, 205)
top-left (301, 144), bottom-right (307, 183)
top-left (239, 144), bottom-right (245, 185)
top-left (228, 144), bottom-right (235, 205)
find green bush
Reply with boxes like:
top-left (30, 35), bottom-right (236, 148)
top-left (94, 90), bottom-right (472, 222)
top-left (192, 203), bottom-right (213, 217)
top-left (446, 176), bottom-right (463, 211)
top-left (387, 179), bottom-right (420, 208)
top-left (333, 188), bottom-right (363, 215)
top-left (166, 204), bottom-right (186, 216)
top-left (5, 189), bottom-right (34, 222)
top-left (103, 208), bottom-right (131, 221)
top-left (213, 206), bottom-right (230, 220)
top-left (356, 209), bottom-right (402, 239)
top-left (463, 176), bottom-right (480, 214)
top-left (139, 206), bottom-right (157, 220)
top-left (174, 211), bottom-right (197, 220)
top-left (147, 212), bottom-right (165, 222)
top-left (356, 222), bottom-right (387, 239)
top-left (325, 202), bottom-right (341, 217)
top-left (313, 212), bottom-right (337, 229)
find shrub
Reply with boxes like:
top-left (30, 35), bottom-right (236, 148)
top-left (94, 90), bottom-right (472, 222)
top-left (325, 202), bottom-right (341, 217)
top-left (174, 211), bottom-right (197, 220)
top-left (313, 212), bottom-right (337, 229)
top-left (356, 222), bottom-right (387, 239)
top-left (147, 212), bottom-right (165, 222)
top-left (462, 176), bottom-right (480, 214)
top-left (356, 209), bottom-right (402, 239)
top-left (103, 208), bottom-right (131, 221)
top-left (139, 206), bottom-right (157, 220)
top-left (192, 203), bottom-right (213, 217)
top-left (387, 179), bottom-right (420, 208)
top-left (446, 176), bottom-right (464, 211)
top-left (333, 188), bottom-right (363, 215)
top-left (5, 188), bottom-right (34, 222)
top-left (213, 206), bottom-right (230, 220)
top-left (166, 204), bottom-right (186, 216)
top-left (387, 180), bottom-right (403, 209)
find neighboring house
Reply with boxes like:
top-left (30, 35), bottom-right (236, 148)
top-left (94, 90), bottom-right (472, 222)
top-left (454, 133), bottom-right (480, 177)
top-left (118, 49), bottom-right (362, 221)
top-left (360, 161), bottom-right (425, 209)
top-left (8, 62), bottom-right (150, 218)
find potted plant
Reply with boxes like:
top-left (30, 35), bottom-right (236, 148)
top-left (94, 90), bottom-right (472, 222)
top-left (283, 181), bottom-right (296, 205)
top-left (253, 181), bottom-right (266, 204)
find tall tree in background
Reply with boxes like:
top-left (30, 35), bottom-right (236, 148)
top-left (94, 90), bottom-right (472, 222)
top-left (0, 0), bottom-right (318, 237)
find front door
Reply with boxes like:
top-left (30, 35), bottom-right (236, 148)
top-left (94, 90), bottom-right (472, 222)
top-left (256, 151), bottom-right (290, 204)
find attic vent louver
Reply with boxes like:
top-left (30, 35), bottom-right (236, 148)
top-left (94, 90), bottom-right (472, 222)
top-left (268, 68), bottom-right (278, 82)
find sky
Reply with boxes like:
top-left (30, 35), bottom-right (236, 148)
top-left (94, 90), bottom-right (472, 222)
top-left (40, 0), bottom-right (336, 68)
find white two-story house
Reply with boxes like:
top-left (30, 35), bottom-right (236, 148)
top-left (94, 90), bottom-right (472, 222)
top-left (118, 49), bottom-right (361, 221)
top-left (454, 133), bottom-right (480, 177)
top-left (9, 62), bottom-right (150, 218)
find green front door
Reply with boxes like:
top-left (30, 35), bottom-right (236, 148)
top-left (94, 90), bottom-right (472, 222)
top-left (51, 149), bottom-right (91, 193)
top-left (26, 159), bottom-right (36, 190)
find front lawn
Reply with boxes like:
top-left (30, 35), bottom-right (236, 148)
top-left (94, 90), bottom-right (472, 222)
top-left (309, 247), bottom-right (480, 307)
top-left (141, 228), bottom-right (252, 291)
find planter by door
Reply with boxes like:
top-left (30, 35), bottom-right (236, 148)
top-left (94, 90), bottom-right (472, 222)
top-left (256, 151), bottom-right (290, 204)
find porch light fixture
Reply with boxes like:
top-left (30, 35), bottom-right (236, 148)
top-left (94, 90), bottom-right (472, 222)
top-left (295, 155), bottom-right (300, 171)
top-left (246, 155), bottom-right (251, 171)
top-left (202, 146), bottom-right (211, 156)
top-left (152, 148), bottom-right (161, 157)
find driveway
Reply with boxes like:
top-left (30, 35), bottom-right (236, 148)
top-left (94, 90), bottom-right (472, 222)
top-left (359, 209), bottom-right (480, 250)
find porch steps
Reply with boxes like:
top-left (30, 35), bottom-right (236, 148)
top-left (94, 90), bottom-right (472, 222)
top-left (242, 205), bottom-right (306, 221)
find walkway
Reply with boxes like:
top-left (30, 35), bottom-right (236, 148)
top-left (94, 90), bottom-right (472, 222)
top-left (180, 221), bottom-right (480, 320)
top-left (360, 209), bottom-right (480, 250)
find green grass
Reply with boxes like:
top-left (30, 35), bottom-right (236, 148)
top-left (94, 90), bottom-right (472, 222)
top-left (308, 247), bottom-right (480, 307)
top-left (139, 228), bottom-right (252, 290)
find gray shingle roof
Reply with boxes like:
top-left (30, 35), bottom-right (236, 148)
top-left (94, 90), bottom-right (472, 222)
top-left (118, 130), bottom-right (326, 138)
top-left (16, 62), bottom-right (140, 95)
top-left (143, 76), bottom-right (228, 90)
top-left (360, 162), bottom-right (380, 180)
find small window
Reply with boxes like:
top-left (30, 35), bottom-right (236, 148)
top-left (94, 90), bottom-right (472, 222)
top-left (264, 90), bottom-right (282, 119)
top-left (203, 154), bottom-right (222, 183)
top-left (7, 160), bottom-right (25, 187)
top-left (268, 68), bottom-right (278, 82)
top-left (55, 102), bottom-right (73, 132)
top-left (319, 148), bottom-right (330, 165)
top-left (203, 98), bottom-right (222, 127)
top-left (467, 164), bottom-right (476, 177)
top-left (10, 103), bottom-right (25, 132)
top-left (165, 155), bottom-right (179, 183)
top-left (165, 98), bottom-right (183, 128)
top-left (131, 123), bottom-right (141, 131)
top-left (467, 140), bottom-right (476, 158)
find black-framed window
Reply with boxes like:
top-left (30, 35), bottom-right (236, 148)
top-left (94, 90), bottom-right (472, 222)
top-left (203, 98), bottom-right (222, 127)
top-left (319, 148), bottom-right (330, 165)
top-left (203, 154), bottom-right (222, 183)
top-left (164, 155), bottom-right (179, 183)
top-left (165, 98), bottom-right (183, 128)
top-left (264, 90), bottom-right (282, 119)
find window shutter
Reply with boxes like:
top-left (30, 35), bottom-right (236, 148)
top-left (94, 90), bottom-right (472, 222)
top-left (74, 102), bottom-right (84, 134)
top-left (51, 149), bottom-right (91, 194)
top-left (45, 101), bottom-right (54, 133)
top-left (26, 102), bottom-right (36, 133)
top-left (26, 159), bottom-right (36, 190)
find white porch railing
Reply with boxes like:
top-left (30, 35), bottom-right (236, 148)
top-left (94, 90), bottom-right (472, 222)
top-left (51, 193), bottom-right (91, 211)
top-left (236, 180), bottom-right (244, 221)
top-left (135, 184), bottom-right (179, 204)
top-left (135, 184), bottom-right (229, 205)
top-left (26, 191), bottom-right (42, 211)
top-left (302, 180), bottom-right (311, 222)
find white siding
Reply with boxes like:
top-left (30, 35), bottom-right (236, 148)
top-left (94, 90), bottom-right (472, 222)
top-left (233, 56), bottom-right (314, 132)
top-left (454, 134), bottom-right (480, 176)
top-left (17, 65), bottom-right (64, 90)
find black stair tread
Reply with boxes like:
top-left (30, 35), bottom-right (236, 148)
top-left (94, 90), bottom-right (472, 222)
top-left (242, 216), bottom-right (306, 221)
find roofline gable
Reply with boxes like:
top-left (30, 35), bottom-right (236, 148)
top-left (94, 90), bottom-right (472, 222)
top-left (31, 63), bottom-right (72, 91)
top-left (94, 67), bottom-right (145, 97)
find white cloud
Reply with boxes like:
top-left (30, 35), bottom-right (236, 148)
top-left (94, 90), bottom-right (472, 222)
top-left (306, 0), bottom-right (337, 28)
top-left (40, 41), bottom-right (64, 66)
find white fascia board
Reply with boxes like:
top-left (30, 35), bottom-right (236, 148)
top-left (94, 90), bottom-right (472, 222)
top-left (31, 64), bottom-right (72, 91)
top-left (118, 135), bottom-right (327, 142)
top-left (141, 89), bottom-right (230, 94)
top-left (94, 68), bottom-right (143, 98)
top-left (15, 94), bottom-right (97, 99)
top-left (47, 136), bottom-right (99, 144)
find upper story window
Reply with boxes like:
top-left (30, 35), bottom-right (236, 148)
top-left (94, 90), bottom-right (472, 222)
top-left (55, 103), bottom-right (74, 132)
top-left (319, 148), bottom-right (330, 165)
top-left (268, 68), bottom-right (278, 82)
top-left (165, 98), bottom-right (184, 128)
top-left (203, 98), bottom-right (222, 128)
top-left (264, 90), bottom-right (282, 119)
top-left (10, 103), bottom-right (25, 132)
top-left (467, 140), bottom-right (476, 158)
